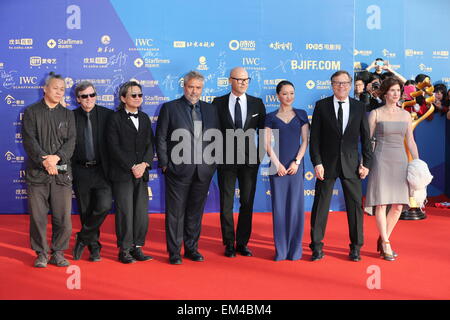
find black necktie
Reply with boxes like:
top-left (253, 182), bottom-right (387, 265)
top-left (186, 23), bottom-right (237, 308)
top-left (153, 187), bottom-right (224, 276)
top-left (235, 97), bottom-right (243, 129)
top-left (337, 101), bottom-right (344, 134)
top-left (85, 112), bottom-right (95, 161)
top-left (128, 112), bottom-right (138, 118)
top-left (191, 104), bottom-right (202, 138)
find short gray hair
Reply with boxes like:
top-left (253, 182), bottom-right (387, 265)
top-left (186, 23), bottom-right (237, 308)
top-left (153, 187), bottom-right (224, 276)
top-left (44, 72), bottom-right (64, 87)
top-left (330, 70), bottom-right (352, 83)
top-left (184, 70), bottom-right (204, 84)
top-left (74, 80), bottom-right (95, 97)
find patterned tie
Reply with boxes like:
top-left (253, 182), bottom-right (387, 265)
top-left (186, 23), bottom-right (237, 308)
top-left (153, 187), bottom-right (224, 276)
top-left (85, 112), bottom-right (95, 161)
top-left (337, 101), bottom-right (344, 134)
top-left (234, 97), bottom-right (243, 129)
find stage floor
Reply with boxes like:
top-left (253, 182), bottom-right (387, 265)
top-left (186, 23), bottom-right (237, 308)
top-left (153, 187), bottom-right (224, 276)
top-left (0, 209), bottom-right (449, 300)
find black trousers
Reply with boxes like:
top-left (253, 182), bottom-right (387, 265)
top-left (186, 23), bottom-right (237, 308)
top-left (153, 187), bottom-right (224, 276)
top-left (217, 164), bottom-right (259, 246)
top-left (28, 179), bottom-right (72, 254)
top-left (310, 174), bottom-right (364, 252)
top-left (164, 168), bottom-right (212, 257)
top-left (73, 166), bottom-right (112, 248)
top-left (112, 178), bottom-right (149, 250)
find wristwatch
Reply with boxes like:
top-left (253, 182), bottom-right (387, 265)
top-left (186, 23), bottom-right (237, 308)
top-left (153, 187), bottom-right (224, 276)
top-left (295, 158), bottom-right (301, 165)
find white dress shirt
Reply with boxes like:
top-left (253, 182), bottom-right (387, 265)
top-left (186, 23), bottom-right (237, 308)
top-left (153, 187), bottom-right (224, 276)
top-left (229, 93), bottom-right (247, 126)
top-left (333, 96), bottom-right (350, 133)
top-left (125, 108), bottom-right (139, 130)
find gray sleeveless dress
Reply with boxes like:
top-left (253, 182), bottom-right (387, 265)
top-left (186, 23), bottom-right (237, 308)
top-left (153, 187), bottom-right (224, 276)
top-left (365, 121), bottom-right (410, 213)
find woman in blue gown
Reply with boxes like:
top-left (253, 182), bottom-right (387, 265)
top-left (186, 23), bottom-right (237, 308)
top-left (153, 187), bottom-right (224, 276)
top-left (264, 81), bottom-right (309, 261)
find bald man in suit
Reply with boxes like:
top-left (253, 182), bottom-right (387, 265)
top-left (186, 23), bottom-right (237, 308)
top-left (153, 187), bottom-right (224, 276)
top-left (212, 67), bottom-right (266, 258)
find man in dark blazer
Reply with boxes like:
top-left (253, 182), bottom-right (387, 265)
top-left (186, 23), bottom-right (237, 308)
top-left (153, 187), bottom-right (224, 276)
top-left (156, 71), bottom-right (220, 265)
top-left (71, 81), bottom-right (113, 262)
top-left (106, 81), bottom-right (154, 264)
top-left (309, 70), bottom-right (373, 262)
top-left (212, 67), bottom-right (266, 258)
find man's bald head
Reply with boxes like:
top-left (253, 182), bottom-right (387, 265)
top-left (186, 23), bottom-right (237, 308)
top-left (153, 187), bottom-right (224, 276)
top-left (230, 67), bottom-right (248, 78)
top-left (229, 67), bottom-right (250, 96)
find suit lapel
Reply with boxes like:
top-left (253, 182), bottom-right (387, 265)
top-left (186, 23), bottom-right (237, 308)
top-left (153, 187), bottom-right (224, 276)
top-left (328, 98), bottom-right (341, 135)
top-left (222, 94), bottom-right (235, 128)
top-left (178, 99), bottom-right (194, 133)
top-left (92, 105), bottom-right (100, 146)
top-left (121, 109), bottom-right (138, 132)
top-left (136, 111), bottom-right (147, 134)
top-left (243, 94), bottom-right (254, 130)
top-left (74, 108), bottom-right (84, 142)
top-left (199, 101), bottom-right (208, 131)
top-left (344, 100), bottom-right (356, 136)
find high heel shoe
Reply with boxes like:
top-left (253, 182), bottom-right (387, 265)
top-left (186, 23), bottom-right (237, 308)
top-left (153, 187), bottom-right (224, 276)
top-left (377, 236), bottom-right (382, 255)
top-left (380, 241), bottom-right (395, 261)
top-left (377, 236), bottom-right (398, 258)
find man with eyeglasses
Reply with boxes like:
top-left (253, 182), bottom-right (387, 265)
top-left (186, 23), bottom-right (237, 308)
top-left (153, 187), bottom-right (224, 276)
top-left (212, 67), bottom-right (266, 258)
top-left (22, 72), bottom-right (76, 268)
top-left (309, 70), bottom-right (373, 262)
top-left (71, 81), bottom-right (113, 262)
top-left (106, 81), bottom-right (155, 264)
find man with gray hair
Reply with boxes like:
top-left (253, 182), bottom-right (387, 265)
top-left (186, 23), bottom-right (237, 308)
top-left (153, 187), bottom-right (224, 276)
top-left (22, 72), bottom-right (76, 268)
top-left (71, 81), bottom-right (113, 262)
top-left (156, 71), bottom-right (220, 265)
top-left (309, 70), bottom-right (372, 262)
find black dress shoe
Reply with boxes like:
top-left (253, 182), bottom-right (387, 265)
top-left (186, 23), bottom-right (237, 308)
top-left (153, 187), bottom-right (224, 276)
top-left (224, 244), bottom-right (236, 258)
top-left (89, 248), bottom-right (102, 262)
top-left (184, 251), bottom-right (204, 262)
top-left (311, 250), bottom-right (324, 261)
top-left (118, 250), bottom-right (136, 264)
top-left (130, 247), bottom-right (153, 261)
top-left (236, 245), bottom-right (253, 257)
top-left (88, 242), bottom-right (102, 262)
top-left (169, 255), bottom-right (182, 265)
top-left (72, 235), bottom-right (86, 261)
top-left (349, 249), bottom-right (361, 262)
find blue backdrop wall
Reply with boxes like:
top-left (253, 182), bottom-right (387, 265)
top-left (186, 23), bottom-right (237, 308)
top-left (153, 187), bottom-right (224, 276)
top-left (0, 0), bottom-right (448, 214)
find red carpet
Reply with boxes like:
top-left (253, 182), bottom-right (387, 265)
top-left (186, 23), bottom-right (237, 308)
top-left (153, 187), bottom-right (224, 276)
top-left (0, 209), bottom-right (449, 300)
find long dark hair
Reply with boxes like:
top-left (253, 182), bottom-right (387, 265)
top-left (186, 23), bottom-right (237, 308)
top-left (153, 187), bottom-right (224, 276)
top-left (117, 81), bottom-right (142, 110)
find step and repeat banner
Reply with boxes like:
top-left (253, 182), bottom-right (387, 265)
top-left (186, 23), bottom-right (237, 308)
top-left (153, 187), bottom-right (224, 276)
top-left (0, 0), bottom-right (447, 214)
top-left (354, 0), bottom-right (449, 199)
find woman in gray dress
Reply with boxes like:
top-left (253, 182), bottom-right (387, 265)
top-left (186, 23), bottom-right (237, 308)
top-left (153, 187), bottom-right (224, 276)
top-left (365, 77), bottom-right (419, 261)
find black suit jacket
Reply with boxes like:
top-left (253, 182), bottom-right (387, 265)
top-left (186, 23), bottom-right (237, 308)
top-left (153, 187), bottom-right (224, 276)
top-left (72, 105), bottom-right (113, 178)
top-left (22, 101), bottom-right (76, 186)
top-left (155, 97), bottom-right (220, 182)
top-left (309, 96), bottom-right (372, 179)
top-left (212, 93), bottom-right (266, 166)
top-left (106, 108), bottom-right (154, 182)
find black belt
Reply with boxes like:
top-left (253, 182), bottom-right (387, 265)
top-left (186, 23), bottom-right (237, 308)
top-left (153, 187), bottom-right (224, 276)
top-left (78, 160), bottom-right (99, 168)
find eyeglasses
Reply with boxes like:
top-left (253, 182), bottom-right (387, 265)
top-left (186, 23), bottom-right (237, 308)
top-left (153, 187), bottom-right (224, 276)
top-left (78, 93), bottom-right (97, 99)
top-left (129, 93), bottom-right (143, 98)
top-left (231, 77), bottom-right (251, 84)
top-left (332, 81), bottom-right (351, 87)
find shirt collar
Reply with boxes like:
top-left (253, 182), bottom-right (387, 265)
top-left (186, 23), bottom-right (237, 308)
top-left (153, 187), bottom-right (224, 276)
top-left (182, 95), bottom-right (200, 108)
top-left (333, 96), bottom-right (349, 104)
top-left (230, 92), bottom-right (246, 103)
top-left (41, 99), bottom-right (62, 110)
top-left (124, 107), bottom-right (138, 115)
top-left (81, 105), bottom-right (96, 115)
